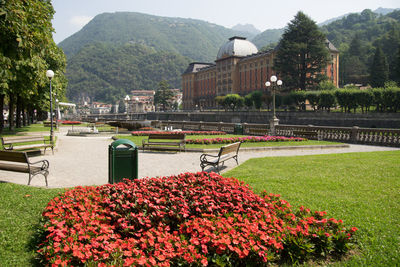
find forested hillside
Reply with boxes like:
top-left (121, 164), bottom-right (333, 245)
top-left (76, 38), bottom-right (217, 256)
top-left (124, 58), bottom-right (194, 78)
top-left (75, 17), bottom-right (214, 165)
top-left (321, 9), bottom-right (400, 85)
top-left (66, 43), bottom-right (190, 103)
top-left (59, 12), bottom-right (248, 62)
top-left (251, 28), bottom-right (285, 49)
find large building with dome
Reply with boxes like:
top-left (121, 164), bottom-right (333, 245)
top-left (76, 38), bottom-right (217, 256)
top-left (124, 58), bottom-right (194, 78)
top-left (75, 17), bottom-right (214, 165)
top-left (182, 36), bottom-right (339, 110)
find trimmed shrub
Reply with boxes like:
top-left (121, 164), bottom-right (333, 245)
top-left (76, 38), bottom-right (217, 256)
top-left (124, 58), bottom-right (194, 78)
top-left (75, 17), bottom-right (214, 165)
top-left (318, 91), bottom-right (336, 111)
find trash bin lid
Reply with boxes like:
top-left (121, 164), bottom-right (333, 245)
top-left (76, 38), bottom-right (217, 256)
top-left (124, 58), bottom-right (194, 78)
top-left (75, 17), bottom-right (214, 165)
top-left (110, 139), bottom-right (136, 149)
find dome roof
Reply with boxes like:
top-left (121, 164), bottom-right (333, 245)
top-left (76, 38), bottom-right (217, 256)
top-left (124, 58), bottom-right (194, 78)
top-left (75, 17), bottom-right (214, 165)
top-left (217, 36), bottom-right (258, 60)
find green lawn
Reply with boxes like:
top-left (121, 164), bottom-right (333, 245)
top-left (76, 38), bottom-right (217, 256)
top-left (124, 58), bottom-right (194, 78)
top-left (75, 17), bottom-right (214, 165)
top-left (0, 123), bottom-right (54, 135)
top-left (225, 150), bottom-right (400, 266)
top-left (1, 150), bottom-right (398, 266)
top-left (0, 183), bottom-right (63, 266)
top-left (116, 134), bottom-right (338, 149)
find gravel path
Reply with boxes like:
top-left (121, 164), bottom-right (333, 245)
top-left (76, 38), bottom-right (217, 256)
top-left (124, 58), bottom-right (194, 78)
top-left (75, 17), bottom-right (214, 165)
top-left (0, 128), bottom-right (398, 188)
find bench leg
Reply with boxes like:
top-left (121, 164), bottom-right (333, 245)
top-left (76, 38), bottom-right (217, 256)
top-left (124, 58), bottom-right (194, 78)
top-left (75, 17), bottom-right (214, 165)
top-left (28, 173), bottom-right (32, 185)
top-left (44, 170), bottom-right (49, 187)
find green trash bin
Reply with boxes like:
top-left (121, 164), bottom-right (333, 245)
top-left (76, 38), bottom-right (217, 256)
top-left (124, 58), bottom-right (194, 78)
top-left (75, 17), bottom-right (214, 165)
top-left (108, 139), bottom-right (138, 184)
top-left (234, 123), bottom-right (243, 135)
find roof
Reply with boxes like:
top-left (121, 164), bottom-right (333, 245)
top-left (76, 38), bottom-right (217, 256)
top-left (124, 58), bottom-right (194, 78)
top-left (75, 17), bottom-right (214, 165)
top-left (216, 37), bottom-right (258, 60)
top-left (183, 62), bottom-right (215, 74)
top-left (325, 39), bottom-right (339, 52)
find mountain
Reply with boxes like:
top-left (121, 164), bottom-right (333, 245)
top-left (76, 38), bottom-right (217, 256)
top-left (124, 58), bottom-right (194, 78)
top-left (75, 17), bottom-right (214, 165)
top-left (59, 12), bottom-right (246, 62)
top-left (374, 7), bottom-right (399, 15)
top-left (66, 42), bottom-right (191, 103)
top-left (231, 24), bottom-right (261, 37)
top-left (251, 28), bottom-right (285, 49)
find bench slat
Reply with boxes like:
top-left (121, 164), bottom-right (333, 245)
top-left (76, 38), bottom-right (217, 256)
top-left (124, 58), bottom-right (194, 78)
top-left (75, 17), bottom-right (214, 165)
top-left (0, 162), bottom-right (42, 173)
top-left (0, 150), bottom-right (28, 162)
top-left (143, 133), bottom-right (186, 151)
top-left (2, 136), bottom-right (45, 144)
top-left (11, 144), bottom-right (53, 150)
top-left (148, 134), bottom-right (186, 140)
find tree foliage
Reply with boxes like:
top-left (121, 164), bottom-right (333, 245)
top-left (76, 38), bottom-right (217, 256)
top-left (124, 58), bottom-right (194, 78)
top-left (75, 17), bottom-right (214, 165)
top-left (0, 0), bottom-right (67, 132)
top-left (370, 47), bottom-right (389, 88)
top-left (275, 12), bottom-right (329, 90)
top-left (154, 80), bottom-right (174, 111)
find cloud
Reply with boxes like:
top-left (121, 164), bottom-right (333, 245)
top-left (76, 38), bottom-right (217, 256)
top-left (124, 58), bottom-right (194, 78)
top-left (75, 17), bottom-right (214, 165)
top-left (69, 16), bottom-right (94, 28)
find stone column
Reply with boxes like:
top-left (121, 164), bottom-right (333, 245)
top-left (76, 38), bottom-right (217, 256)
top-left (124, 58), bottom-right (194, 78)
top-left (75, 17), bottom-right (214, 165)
top-left (269, 117), bottom-right (279, 136)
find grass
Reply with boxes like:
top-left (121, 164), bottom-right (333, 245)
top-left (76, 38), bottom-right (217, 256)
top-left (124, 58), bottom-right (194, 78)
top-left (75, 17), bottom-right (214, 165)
top-left (0, 124), bottom-right (54, 135)
top-left (116, 134), bottom-right (339, 149)
top-left (0, 183), bottom-right (63, 266)
top-left (0, 151), bottom-right (398, 265)
top-left (225, 150), bottom-right (400, 266)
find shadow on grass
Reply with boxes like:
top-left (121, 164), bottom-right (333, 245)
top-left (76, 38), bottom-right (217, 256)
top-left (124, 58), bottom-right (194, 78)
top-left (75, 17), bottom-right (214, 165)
top-left (27, 219), bottom-right (48, 267)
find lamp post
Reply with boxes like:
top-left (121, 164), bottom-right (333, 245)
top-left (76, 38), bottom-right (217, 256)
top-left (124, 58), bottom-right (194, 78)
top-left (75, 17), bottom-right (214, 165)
top-left (124, 95), bottom-right (130, 119)
top-left (265, 75), bottom-right (282, 136)
top-left (46, 70), bottom-right (54, 142)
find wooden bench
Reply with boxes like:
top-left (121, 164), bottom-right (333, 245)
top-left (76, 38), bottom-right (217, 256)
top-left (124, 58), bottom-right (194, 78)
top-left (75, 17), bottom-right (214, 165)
top-left (200, 142), bottom-right (241, 173)
top-left (43, 121), bottom-right (58, 128)
top-left (1, 136), bottom-right (54, 154)
top-left (248, 128), bottom-right (269, 136)
top-left (0, 150), bottom-right (49, 186)
top-left (142, 133), bottom-right (186, 151)
top-left (292, 130), bottom-right (320, 140)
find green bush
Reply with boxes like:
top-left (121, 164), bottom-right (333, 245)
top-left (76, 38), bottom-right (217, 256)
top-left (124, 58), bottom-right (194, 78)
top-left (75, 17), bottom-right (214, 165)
top-left (305, 91), bottom-right (319, 111)
top-left (318, 91), bottom-right (336, 111)
top-left (355, 90), bottom-right (374, 113)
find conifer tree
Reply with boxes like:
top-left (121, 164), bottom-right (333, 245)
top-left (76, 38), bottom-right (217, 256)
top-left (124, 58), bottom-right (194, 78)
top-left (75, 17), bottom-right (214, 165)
top-left (370, 47), bottom-right (389, 88)
top-left (274, 12), bottom-right (329, 90)
top-left (395, 45), bottom-right (400, 85)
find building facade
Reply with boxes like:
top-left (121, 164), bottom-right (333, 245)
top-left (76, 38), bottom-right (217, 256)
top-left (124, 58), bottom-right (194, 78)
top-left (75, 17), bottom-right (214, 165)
top-left (182, 36), bottom-right (339, 110)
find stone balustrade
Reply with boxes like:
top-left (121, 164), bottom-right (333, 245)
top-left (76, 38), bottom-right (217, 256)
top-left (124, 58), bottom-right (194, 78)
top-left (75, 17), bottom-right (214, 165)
top-left (158, 120), bottom-right (400, 147)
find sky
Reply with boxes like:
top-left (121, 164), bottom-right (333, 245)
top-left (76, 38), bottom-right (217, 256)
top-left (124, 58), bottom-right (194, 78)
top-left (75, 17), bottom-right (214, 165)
top-left (51, 0), bottom-right (399, 44)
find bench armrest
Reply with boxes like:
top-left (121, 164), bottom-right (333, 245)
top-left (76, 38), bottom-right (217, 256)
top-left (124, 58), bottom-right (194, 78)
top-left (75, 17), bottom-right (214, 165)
top-left (200, 153), bottom-right (218, 162)
top-left (29, 159), bottom-right (50, 170)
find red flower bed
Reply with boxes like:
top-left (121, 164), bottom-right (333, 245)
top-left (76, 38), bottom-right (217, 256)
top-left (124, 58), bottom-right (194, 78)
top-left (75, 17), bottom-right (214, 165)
top-left (131, 130), bottom-right (226, 136)
top-left (38, 172), bottom-right (357, 266)
top-left (186, 136), bottom-right (306, 144)
top-left (60, 120), bottom-right (81, 125)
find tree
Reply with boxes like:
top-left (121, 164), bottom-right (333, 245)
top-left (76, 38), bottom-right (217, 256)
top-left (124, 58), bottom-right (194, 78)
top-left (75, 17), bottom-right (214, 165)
top-left (223, 94), bottom-right (244, 111)
top-left (215, 96), bottom-right (226, 111)
top-left (251, 91), bottom-right (263, 110)
top-left (317, 80), bottom-right (337, 91)
top-left (244, 94), bottom-right (253, 110)
top-left (0, 0), bottom-right (67, 132)
top-left (395, 45), bottom-right (400, 85)
top-left (154, 80), bottom-right (174, 111)
top-left (274, 11), bottom-right (329, 90)
top-left (370, 47), bottom-right (389, 88)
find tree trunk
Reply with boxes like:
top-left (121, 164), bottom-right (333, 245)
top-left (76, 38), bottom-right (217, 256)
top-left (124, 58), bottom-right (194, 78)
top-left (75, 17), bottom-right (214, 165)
top-left (22, 106), bottom-right (27, 126)
top-left (0, 94), bottom-right (4, 134)
top-left (8, 93), bottom-right (15, 131)
top-left (16, 95), bottom-right (22, 128)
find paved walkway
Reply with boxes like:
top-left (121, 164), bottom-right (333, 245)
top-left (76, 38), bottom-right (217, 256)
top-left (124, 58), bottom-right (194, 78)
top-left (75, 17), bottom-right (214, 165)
top-left (0, 128), bottom-right (398, 188)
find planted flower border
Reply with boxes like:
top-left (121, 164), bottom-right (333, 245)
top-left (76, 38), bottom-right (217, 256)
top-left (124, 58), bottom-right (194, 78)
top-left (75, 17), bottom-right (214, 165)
top-left (38, 172), bottom-right (357, 266)
top-left (60, 120), bottom-right (81, 125)
top-left (186, 136), bottom-right (306, 145)
top-left (131, 130), bottom-right (226, 136)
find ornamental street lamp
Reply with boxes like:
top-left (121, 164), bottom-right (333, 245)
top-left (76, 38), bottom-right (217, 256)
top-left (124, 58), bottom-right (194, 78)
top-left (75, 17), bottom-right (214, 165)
top-left (124, 95), bottom-right (130, 119)
top-left (46, 70), bottom-right (54, 142)
top-left (265, 75), bottom-right (282, 136)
